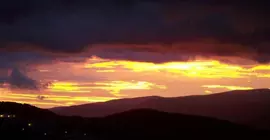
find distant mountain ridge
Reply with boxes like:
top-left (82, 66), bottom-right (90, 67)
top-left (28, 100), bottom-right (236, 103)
top-left (51, 89), bottom-right (270, 130)
top-left (1, 102), bottom-right (269, 140)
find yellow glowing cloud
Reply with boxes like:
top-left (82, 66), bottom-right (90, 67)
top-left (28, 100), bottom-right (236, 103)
top-left (45, 80), bottom-right (166, 97)
top-left (204, 90), bottom-right (213, 94)
top-left (202, 85), bottom-right (254, 90)
top-left (84, 56), bottom-right (270, 78)
top-left (251, 65), bottom-right (270, 71)
top-left (90, 81), bottom-right (166, 96)
top-left (47, 82), bottom-right (91, 93)
top-left (0, 88), bottom-right (118, 108)
top-left (3, 55), bottom-right (270, 108)
top-left (48, 82), bottom-right (79, 91)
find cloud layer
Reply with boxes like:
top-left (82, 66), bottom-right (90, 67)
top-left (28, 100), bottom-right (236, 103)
top-left (0, 0), bottom-right (270, 64)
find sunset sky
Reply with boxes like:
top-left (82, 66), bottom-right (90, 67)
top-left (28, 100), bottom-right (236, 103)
top-left (0, 0), bottom-right (270, 108)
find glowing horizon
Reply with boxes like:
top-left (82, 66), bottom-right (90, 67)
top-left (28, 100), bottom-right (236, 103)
top-left (1, 55), bottom-right (270, 108)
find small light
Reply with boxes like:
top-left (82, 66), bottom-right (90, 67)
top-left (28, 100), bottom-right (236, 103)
top-left (7, 115), bottom-right (10, 118)
top-left (44, 133), bottom-right (47, 136)
top-left (28, 123), bottom-right (32, 127)
top-left (84, 133), bottom-right (87, 136)
top-left (65, 131), bottom-right (67, 134)
top-left (0, 115), bottom-right (3, 118)
top-left (22, 128), bottom-right (24, 131)
top-left (13, 115), bottom-right (16, 118)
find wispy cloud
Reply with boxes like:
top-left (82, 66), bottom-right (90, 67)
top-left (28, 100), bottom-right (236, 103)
top-left (202, 85), bottom-right (253, 90)
top-left (46, 80), bottom-right (166, 97)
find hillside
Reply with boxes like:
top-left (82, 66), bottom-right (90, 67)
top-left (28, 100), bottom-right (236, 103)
top-left (51, 89), bottom-right (270, 130)
top-left (1, 102), bottom-right (269, 140)
top-left (0, 102), bottom-right (57, 119)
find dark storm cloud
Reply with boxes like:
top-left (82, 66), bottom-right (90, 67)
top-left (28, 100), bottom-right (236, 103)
top-left (8, 67), bottom-right (39, 90)
top-left (0, 0), bottom-right (270, 63)
top-left (0, 67), bottom-right (49, 90)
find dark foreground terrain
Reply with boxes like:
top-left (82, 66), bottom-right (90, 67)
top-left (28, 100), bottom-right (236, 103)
top-left (52, 89), bottom-right (270, 130)
top-left (1, 102), bottom-right (270, 140)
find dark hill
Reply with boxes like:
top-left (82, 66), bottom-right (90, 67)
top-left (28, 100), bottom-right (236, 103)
top-left (96, 109), bottom-right (270, 140)
top-left (1, 102), bottom-right (270, 140)
top-left (51, 89), bottom-right (270, 130)
top-left (0, 102), bottom-right (57, 119)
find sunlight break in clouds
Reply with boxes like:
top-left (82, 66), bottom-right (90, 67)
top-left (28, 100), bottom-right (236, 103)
top-left (47, 81), bottom-right (166, 96)
top-left (0, 88), bottom-right (119, 108)
top-left (84, 56), bottom-right (270, 79)
top-left (48, 82), bottom-right (90, 93)
top-left (2, 55), bottom-right (270, 108)
top-left (92, 81), bottom-right (167, 96)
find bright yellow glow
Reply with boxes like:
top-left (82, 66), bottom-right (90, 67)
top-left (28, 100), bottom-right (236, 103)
top-left (0, 89), bottom-right (118, 107)
top-left (0, 86), bottom-right (118, 108)
top-left (251, 65), bottom-right (270, 71)
top-left (45, 80), bottom-right (166, 96)
top-left (204, 90), bottom-right (213, 94)
top-left (90, 81), bottom-right (166, 96)
top-left (84, 56), bottom-right (267, 78)
top-left (48, 82), bottom-right (80, 92)
top-left (3, 55), bottom-right (270, 108)
top-left (47, 82), bottom-right (92, 93)
top-left (202, 85), bottom-right (254, 90)
top-left (28, 123), bottom-right (32, 127)
top-left (0, 115), bottom-right (3, 118)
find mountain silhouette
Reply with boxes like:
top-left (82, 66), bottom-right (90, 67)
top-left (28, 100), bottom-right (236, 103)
top-left (1, 102), bottom-right (269, 140)
top-left (51, 89), bottom-right (270, 130)
top-left (0, 102), bottom-right (57, 119)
